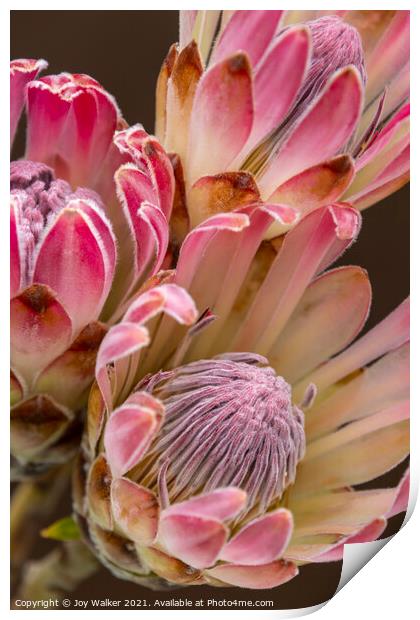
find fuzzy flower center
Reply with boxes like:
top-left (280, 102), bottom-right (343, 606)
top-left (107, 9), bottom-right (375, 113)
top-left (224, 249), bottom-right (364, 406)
top-left (139, 353), bottom-right (305, 515)
top-left (11, 160), bottom-right (102, 282)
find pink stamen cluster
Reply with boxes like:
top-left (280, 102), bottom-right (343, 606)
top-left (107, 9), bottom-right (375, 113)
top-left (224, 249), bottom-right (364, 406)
top-left (140, 354), bottom-right (305, 514)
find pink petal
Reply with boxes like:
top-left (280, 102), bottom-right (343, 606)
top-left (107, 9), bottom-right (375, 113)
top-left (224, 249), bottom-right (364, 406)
top-left (244, 26), bottom-right (310, 154)
top-left (176, 212), bottom-right (250, 291)
top-left (32, 201), bottom-right (116, 335)
top-left (10, 58), bottom-right (47, 145)
top-left (11, 284), bottom-right (72, 385)
top-left (232, 204), bottom-right (361, 355)
top-left (206, 560), bottom-right (298, 589)
top-left (220, 509), bottom-right (293, 566)
top-left (123, 284), bottom-right (198, 326)
top-left (366, 11), bottom-right (410, 104)
top-left (387, 468), bottom-right (410, 518)
top-left (270, 266), bottom-right (371, 384)
top-left (258, 66), bottom-right (364, 199)
top-left (210, 10), bottom-right (283, 67)
top-left (166, 488), bottom-right (247, 521)
top-left (186, 53), bottom-right (253, 184)
top-left (268, 155), bottom-right (355, 216)
top-left (96, 322), bottom-right (150, 411)
top-left (159, 512), bottom-right (228, 569)
top-left (314, 518), bottom-right (387, 563)
top-left (111, 477), bottom-right (159, 544)
top-left (104, 398), bottom-right (161, 477)
top-left (347, 518), bottom-right (387, 544)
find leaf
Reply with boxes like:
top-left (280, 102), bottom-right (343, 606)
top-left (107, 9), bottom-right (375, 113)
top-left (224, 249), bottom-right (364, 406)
top-left (41, 516), bottom-right (81, 541)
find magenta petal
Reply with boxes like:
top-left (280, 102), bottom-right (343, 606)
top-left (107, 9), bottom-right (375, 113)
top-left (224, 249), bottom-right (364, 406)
top-left (104, 398), bottom-right (161, 477)
top-left (114, 126), bottom-right (175, 220)
top-left (220, 509), bottom-right (293, 566)
top-left (10, 58), bottom-right (47, 145)
top-left (26, 73), bottom-right (119, 187)
top-left (211, 10), bottom-right (283, 67)
top-left (187, 54), bottom-right (253, 184)
top-left (115, 165), bottom-right (168, 281)
top-left (11, 284), bottom-right (73, 384)
top-left (26, 78), bottom-right (71, 166)
top-left (166, 488), bottom-right (247, 521)
top-left (206, 560), bottom-right (298, 589)
top-left (259, 66), bottom-right (363, 198)
top-left (159, 512), bottom-right (227, 569)
top-left (33, 201), bottom-right (115, 335)
top-left (64, 86), bottom-right (118, 187)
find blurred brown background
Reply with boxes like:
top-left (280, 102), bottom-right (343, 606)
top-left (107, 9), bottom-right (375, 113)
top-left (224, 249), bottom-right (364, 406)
top-left (11, 10), bottom-right (409, 611)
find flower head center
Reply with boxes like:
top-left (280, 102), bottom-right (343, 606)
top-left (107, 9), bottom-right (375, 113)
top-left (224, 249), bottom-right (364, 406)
top-left (138, 354), bottom-right (305, 515)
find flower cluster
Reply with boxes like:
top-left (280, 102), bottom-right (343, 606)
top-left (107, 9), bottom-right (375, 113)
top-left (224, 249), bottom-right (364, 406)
top-left (11, 9), bottom-right (410, 592)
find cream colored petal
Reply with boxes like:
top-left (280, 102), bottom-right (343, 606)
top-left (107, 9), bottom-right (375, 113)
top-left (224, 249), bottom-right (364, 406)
top-left (289, 488), bottom-right (396, 537)
top-left (305, 343), bottom-right (409, 440)
top-left (291, 420), bottom-right (409, 496)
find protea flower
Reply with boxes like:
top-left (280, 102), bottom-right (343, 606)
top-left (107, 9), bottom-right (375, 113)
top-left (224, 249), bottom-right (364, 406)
top-left (75, 202), bottom-right (409, 590)
top-left (156, 10), bottom-right (409, 242)
top-left (10, 60), bottom-right (173, 477)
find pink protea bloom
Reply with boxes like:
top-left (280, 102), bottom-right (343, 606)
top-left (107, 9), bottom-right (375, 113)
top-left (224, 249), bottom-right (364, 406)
top-left (10, 61), bottom-right (174, 477)
top-left (75, 202), bottom-right (409, 590)
top-left (156, 10), bottom-right (409, 240)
